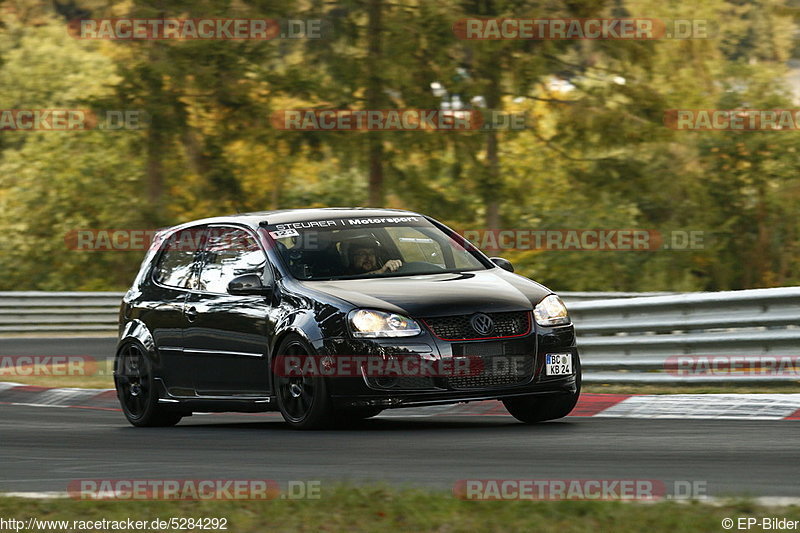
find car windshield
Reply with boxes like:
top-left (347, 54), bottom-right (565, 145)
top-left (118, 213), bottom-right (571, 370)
top-left (265, 216), bottom-right (489, 280)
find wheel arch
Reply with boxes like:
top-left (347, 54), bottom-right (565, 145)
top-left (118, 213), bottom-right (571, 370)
top-left (117, 319), bottom-right (159, 364)
top-left (267, 314), bottom-right (327, 392)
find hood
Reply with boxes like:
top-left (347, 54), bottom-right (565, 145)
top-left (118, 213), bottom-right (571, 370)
top-left (299, 269), bottom-right (551, 318)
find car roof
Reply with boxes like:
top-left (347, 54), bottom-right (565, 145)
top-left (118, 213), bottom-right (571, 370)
top-left (169, 207), bottom-right (426, 231)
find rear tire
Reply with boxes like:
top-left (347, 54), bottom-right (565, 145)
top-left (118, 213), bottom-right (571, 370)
top-left (503, 354), bottom-right (581, 423)
top-left (115, 342), bottom-right (182, 427)
top-left (274, 335), bottom-right (335, 430)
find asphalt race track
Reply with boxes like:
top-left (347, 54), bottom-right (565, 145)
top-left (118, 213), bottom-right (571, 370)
top-left (1, 338), bottom-right (797, 498)
top-left (1, 403), bottom-right (797, 497)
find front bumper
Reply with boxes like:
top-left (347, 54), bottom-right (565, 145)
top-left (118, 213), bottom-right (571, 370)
top-left (312, 322), bottom-right (579, 410)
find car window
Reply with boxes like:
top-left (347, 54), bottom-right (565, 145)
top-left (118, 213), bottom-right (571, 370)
top-left (268, 218), bottom-right (488, 280)
top-left (386, 227), bottom-right (446, 268)
top-left (197, 227), bottom-right (266, 294)
top-left (153, 228), bottom-right (202, 289)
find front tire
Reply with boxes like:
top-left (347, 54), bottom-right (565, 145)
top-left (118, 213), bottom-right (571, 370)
top-left (115, 342), bottom-right (182, 427)
top-left (273, 335), bottom-right (334, 430)
top-left (502, 355), bottom-right (581, 423)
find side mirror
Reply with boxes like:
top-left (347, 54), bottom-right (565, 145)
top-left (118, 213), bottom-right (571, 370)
top-left (490, 257), bottom-right (514, 273)
top-left (228, 274), bottom-right (272, 296)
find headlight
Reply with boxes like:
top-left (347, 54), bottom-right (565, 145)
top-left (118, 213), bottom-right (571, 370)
top-left (348, 309), bottom-right (422, 338)
top-left (533, 295), bottom-right (570, 327)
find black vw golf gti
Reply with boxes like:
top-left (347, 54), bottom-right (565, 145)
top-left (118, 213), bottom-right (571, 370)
top-left (115, 208), bottom-right (581, 429)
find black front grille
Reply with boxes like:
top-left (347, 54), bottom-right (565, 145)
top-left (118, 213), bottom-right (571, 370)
top-left (447, 354), bottom-right (535, 390)
top-left (367, 376), bottom-right (438, 391)
top-left (423, 311), bottom-right (530, 340)
top-left (447, 340), bottom-right (535, 390)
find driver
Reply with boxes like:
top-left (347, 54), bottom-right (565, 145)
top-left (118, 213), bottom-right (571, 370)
top-left (348, 241), bottom-right (402, 275)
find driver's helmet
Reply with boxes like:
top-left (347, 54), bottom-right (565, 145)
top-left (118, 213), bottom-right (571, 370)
top-left (344, 237), bottom-right (384, 268)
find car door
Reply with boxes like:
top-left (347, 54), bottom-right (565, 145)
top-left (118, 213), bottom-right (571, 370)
top-left (147, 226), bottom-right (205, 395)
top-left (183, 225), bottom-right (272, 395)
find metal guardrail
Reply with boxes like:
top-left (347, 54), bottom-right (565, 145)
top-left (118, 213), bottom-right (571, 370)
top-left (1, 288), bottom-right (798, 384)
top-left (559, 292), bottom-right (678, 302)
top-left (0, 291), bottom-right (669, 335)
top-left (571, 287), bottom-right (800, 383)
top-left (0, 292), bottom-right (122, 334)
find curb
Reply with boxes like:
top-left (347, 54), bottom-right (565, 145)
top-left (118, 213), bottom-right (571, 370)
top-left (0, 382), bottom-right (118, 410)
top-left (1, 382), bottom-right (799, 420)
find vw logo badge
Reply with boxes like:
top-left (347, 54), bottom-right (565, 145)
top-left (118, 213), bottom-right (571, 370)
top-left (470, 313), bottom-right (495, 336)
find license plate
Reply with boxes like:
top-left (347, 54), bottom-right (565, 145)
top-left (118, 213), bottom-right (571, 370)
top-left (545, 353), bottom-right (572, 376)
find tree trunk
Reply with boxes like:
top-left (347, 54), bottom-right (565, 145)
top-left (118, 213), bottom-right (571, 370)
top-left (366, 0), bottom-right (384, 206)
top-left (483, 55), bottom-right (502, 230)
top-left (485, 130), bottom-right (500, 230)
top-left (145, 127), bottom-right (164, 223)
top-left (143, 38), bottom-right (166, 225)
